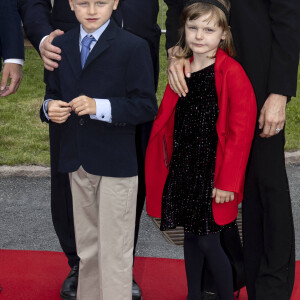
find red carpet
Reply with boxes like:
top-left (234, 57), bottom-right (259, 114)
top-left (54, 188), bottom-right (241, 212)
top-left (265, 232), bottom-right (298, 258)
top-left (0, 249), bottom-right (299, 299)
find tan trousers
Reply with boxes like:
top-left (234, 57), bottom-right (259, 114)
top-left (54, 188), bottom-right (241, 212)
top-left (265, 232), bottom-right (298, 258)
top-left (69, 166), bottom-right (138, 300)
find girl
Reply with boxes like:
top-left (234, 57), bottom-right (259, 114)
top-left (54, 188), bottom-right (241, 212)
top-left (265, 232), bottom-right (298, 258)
top-left (145, 0), bottom-right (257, 299)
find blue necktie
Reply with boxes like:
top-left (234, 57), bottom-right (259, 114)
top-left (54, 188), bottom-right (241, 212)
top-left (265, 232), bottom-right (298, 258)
top-left (81, 35), bottom-right (96, 68)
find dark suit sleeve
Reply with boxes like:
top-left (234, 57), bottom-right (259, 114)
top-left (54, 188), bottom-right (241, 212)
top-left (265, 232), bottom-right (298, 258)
top-left (0, 0), bottom-right (24, 61)
top-left (42, 42), bottom-right (62, 123)
top-left (109, 40), bottom-right (158, 126)
top-left (267, 0), bottom-right (300, 97)
top-left (40, 67), bottom-right (61, 123)
top-left (18, 0), bottom-right (53, 51)
top-left (164, 0), bottom-right (184, 50)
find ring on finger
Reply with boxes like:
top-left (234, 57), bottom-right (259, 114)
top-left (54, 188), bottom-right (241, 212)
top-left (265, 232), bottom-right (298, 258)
top-left (275, 128), bottom-right (281, 133)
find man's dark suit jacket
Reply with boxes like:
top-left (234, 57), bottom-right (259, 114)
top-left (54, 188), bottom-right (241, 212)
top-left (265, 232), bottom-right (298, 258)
top-left (18, 0), bottom-right (161, 88)
top-left (164, 0), bottom-right (299, 108)
top-left (44, 20), bottom-right (158, 177)
top-left (0, 0), bottom-right (24, 70)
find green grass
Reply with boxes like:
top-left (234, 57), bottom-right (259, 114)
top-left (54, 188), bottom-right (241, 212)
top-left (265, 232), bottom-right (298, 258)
top-left (0, 49), bottom-right (49, 165)
top-left (0, 38), bottom-right (299, 166)
top-left (285, 72), bottom-right (300, 150)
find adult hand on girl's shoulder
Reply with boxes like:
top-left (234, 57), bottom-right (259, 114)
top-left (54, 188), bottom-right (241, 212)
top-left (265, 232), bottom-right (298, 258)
top-left (167, 46), bottom-right (191, 97)
top-left (212, 188), bottom-right (235, 204)
top-left (258, 93), bottom-right (287, 138)
top-left (48, 100), bottom-right (71, 124)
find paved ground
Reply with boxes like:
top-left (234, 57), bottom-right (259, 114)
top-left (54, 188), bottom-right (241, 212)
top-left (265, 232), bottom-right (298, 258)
top-left (0, 164), bottom-right (299, 260)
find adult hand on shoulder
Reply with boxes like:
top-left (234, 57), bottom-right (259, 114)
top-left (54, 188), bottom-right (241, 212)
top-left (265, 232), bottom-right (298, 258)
top-left (48, 100), bottom-right (71, 124)
top-left (258, 93), bottom-right (287, 138)
top-left (70, 95), bottom-right (96, 116)
top-left (40, 30), bottom-right (64, 71)
top-left (0, 63), bottom-right (22, 97)
top-left (212, 188), bottom-right (235, 204)
top-left (167, 46), bottom-right (191, 97)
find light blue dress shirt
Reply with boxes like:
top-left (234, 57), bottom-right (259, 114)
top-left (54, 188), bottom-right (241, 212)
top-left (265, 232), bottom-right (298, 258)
top-left (44, 20), bottom-right (112, 123)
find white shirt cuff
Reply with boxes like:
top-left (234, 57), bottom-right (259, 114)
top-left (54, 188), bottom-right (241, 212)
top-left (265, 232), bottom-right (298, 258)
top-left (90, 98), bottom-right (112, 123)
top-left (4, 59), bottom-right (24, 66)
top-left (43, 99), bottom-right (52, 120)
top-left (39, 35), bottom-right (49, 51)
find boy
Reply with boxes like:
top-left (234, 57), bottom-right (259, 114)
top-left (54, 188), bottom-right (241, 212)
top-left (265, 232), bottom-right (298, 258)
top-left (42, 0), bottom-right (158, 299)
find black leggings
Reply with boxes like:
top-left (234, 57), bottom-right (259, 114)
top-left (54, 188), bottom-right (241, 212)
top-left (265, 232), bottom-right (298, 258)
top-left (184, 232), bottom-right (234, 300)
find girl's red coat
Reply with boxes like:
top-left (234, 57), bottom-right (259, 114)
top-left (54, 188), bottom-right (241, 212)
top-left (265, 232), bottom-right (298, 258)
top-left (145, 49), bottom-right (257, 225)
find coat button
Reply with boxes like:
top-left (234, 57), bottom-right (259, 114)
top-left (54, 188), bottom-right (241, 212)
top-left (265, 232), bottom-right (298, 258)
top-left (79, 119), bottom-right (85, 126)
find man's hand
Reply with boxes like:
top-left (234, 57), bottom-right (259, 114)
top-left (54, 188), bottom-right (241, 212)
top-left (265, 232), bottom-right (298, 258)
top-left (0, 63), bottom-right (22, 97)
top-left (167, 46), bottom-right (191, 97)
top-left (258, 93), bottom-right (287, 138)
top-left (212, 188), bottom-right (235, 204)
top-left (40, 29), bottom-right (64, 71)
top-left (48, 100), bottom-right (71, 124)
top-left (70, 95), bottom-right (96, 116)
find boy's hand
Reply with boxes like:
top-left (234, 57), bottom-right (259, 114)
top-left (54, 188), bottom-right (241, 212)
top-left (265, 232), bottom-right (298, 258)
top-left (212, 188), bottom-right (235, 204)
top-left (70, 95), bottom-right (96, 116)
top-left (48, 100), bottom-right (71, 124)
top-left (167, 46), bottom-right (191, 97)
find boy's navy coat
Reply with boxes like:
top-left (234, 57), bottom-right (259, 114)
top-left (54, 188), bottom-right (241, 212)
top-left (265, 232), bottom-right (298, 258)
top-left (44, 20), bottom-right (158, 177)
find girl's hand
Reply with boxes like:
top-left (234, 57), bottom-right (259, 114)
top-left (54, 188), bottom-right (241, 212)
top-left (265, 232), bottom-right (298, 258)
top-left (212, 188), bottom-right (234, 204)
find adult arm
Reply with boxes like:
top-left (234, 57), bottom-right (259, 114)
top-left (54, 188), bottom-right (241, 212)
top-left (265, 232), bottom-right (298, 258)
top-left (164, 0), bottom-right (191, 96)
top-left (0, 0), bottom-right (24, 96)
top-left (18, 0), bottom-right (64, 70)
top-left (258, 0), bottom-right (299, 138)
top-left (267, 0), bottom-right (299, 97)
top-left (164, 0), bottom-right (183, 50)
top-left (18, 0), bottom-right (53, 51)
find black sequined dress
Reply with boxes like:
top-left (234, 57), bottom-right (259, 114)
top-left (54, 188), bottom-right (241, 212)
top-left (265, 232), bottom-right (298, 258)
top-left (160, 64), bottom-right (231, 235)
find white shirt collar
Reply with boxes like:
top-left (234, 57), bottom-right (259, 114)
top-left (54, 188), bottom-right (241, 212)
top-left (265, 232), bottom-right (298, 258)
top-left (80, 19), bottom-right (110, 43)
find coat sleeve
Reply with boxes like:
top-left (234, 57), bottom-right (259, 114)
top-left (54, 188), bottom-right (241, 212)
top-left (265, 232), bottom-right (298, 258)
top-left (0, 0), bottom-right (24, 61)
top-left (109, 40), bottom-right (158, 126)
top-left (267, 0), bottom-right (299, 97)
top-left (41, 38), bottom-right (62, 123)
top-left (18, 0), bottom-right (53, 52)
top-left (164, 0), bottom-right (185, 50)
top-left (214, 63), bottom-right (257, 194)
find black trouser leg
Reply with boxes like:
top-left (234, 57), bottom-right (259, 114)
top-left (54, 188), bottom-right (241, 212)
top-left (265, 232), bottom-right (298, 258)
top-left (184, 232), bottom-right (234, 300)
top-left (133, 121), bottom-right (153, 257)
top-left (49, 124), bottom-right (79, 268)
top-left (243, 130), bottom-right (295, 300)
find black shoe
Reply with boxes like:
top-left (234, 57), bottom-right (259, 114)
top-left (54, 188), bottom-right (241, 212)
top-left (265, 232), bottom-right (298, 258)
top-left (201, 291), bottom-right (219, 300)
top-left (132, 278), bottom-right (142, 300)
top-left (60, 265), bottom-right (79, 300)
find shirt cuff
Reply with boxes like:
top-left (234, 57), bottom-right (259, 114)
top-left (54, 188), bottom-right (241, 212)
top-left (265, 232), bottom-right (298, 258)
top-left (4, 59), bottom-right (24, 66)
top-left (39, 35), bottom-right (49, 52)
top-left (90, 98), bottom-right (112, 123)
top-left (43, 99), bottom-right (52, 120)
